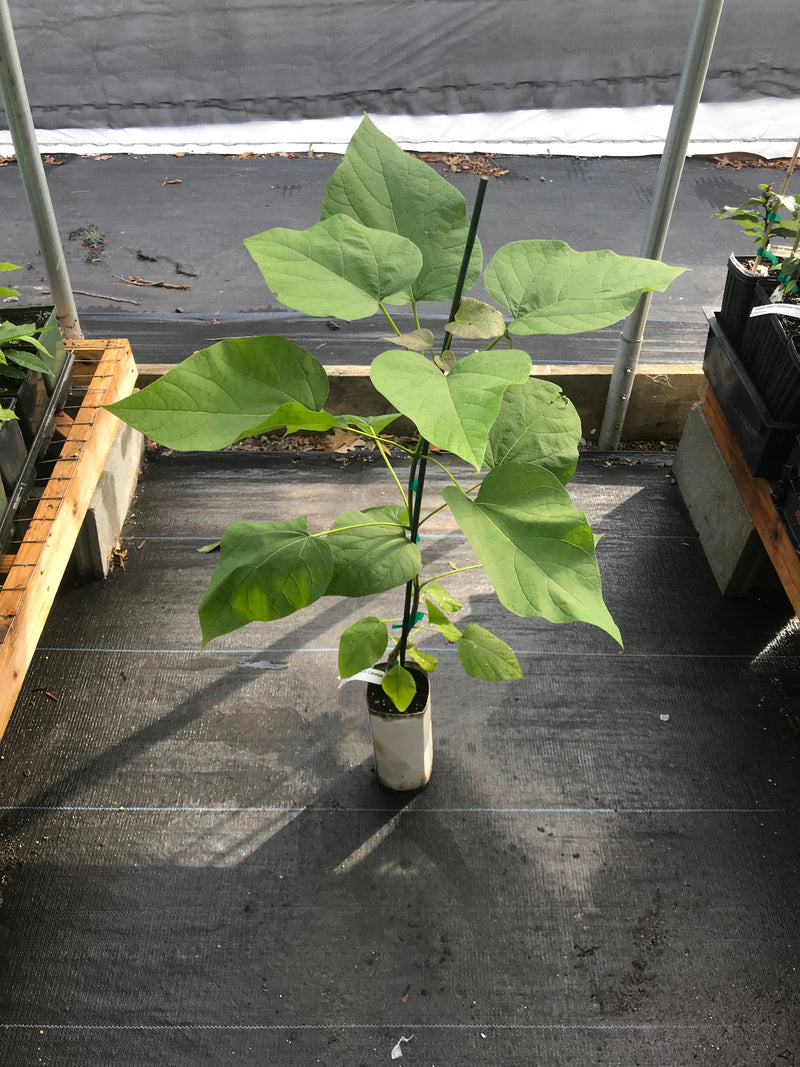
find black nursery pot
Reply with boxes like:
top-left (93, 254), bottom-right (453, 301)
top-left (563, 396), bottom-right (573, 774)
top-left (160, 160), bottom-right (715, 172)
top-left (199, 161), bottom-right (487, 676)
top-left (703, 313), bottom-right (800, 479)
top-left (740, 285), bottom-right (800, 422)
top-left (718, 253), bottom-right (780, 348)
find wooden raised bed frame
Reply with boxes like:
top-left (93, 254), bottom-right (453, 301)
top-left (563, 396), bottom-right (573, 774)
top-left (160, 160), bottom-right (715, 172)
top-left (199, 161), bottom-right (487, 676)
top-left (0, 339), bottom-right (137, 737)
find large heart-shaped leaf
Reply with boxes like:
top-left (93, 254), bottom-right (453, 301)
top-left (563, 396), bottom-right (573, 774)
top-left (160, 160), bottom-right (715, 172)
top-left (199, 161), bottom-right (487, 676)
top-left (106, 336), bottom-right (329, 450)
top-left (457, 624), bottom-right (522, 680)
top-left (485, 377), bottom-right (581, 483)
top-left (324, 505), bottom-right (421, 597)
top-left (370, 348), bottom-right (532, 470)
top-left (320, 114), bottom-right (482, 303)
top-left (338, 616), bottom-right (389, 678)
top-left (443, 460), bottom-right (622, 644)
top-left (199, 517), bottom-right (333, 646)
top-left (244, 214), bottom-right (422, 320)
top-left (485, 240), bottom-right (686, 335)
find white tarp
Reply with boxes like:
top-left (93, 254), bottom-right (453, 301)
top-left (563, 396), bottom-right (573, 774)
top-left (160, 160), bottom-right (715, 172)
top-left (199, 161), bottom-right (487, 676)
top-left (0, 99), bottom-right (795, 158)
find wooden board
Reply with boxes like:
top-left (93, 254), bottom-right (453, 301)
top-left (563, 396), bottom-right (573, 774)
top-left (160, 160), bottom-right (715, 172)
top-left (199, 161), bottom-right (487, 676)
top-left (0, 339), bottom-right (138, 737)
top-left (704, 384), bottom-right (800, 616)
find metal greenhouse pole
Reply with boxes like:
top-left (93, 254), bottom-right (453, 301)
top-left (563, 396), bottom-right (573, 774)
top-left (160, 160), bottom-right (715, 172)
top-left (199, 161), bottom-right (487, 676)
top-left (0, 0), bottom-right (82, 338)
top-left (597, 0), bottom-right (724, 449)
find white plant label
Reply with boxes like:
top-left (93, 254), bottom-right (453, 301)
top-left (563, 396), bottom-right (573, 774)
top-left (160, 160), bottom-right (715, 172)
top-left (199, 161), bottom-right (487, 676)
top-left (337, 667), bottom-right (385, 688)
top-left (750, 303), bottom-right (800, 320)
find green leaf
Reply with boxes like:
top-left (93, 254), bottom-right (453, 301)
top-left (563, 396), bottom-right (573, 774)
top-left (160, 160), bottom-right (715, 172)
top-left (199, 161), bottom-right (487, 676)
top-left (446, 297), bottom-right (506, 340)
top-left (485, 240), bottom-right (686, 335)
top-left (0, 287), bottom-right (20, 299)
top-left (423, 582), bottom-right (463, 612)
top-left (106, 336), bottom-right (329, 450)
top-left (0, 262), bottom-right (20, 272)
top-left (406, 644), bottom-right (438, 672)
top-left (199, 517), bottom-right (333, 646)
top-left (0, 346), bottom-right (53, 374)
top-left (381, 662), bottom-right (417, 713)
top-left (338, 616), bottom-right (389, 678)
top-left (425, 599), bottom-right (462, 642)
top-left (342, 412), bottom-right (399, 435)
top-left (244, 214), bottom-right (423, 320)
top-left (433, 351), bottom-right (456, 374)
top-left (370, 348), bottom-right (532, 470)
top-left (485, 377), bottom-right (581, 483)
top-left (443, 460), bottom-right (622, 644)
top-left (379, 328), bottom-right (434, 352)
top-left (0, 406), bottom-right (18, 422)
top-left (320, 114), bottom-right (482, 303)
top-left (457, 623), bottom-right (523, 680)
top-left (325, 505), bottom-right (421, 597)
top-left (197, 540), bottom-right (221, 553)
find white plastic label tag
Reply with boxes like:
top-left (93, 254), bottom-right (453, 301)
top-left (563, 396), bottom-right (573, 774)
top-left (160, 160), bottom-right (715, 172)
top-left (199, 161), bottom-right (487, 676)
top-left (337, 667), bottom-right (385, 688)
top-left (750, 303), bottom-right (800, 320)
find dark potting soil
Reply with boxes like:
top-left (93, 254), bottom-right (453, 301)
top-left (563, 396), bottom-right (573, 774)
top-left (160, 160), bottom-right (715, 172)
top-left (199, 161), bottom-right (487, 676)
top-left (366, 666), bottom-right (430, 716)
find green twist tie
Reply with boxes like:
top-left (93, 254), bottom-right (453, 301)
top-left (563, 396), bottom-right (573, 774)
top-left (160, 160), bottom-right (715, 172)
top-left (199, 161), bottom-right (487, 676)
top-left (756, 247), bottom-right (780, 266)
top-left (766, 211), bottom-right (781, 222)
top-left (410, 478), bottom-right (419, 492)
top-left (392, 611), bottom-right (424, 629)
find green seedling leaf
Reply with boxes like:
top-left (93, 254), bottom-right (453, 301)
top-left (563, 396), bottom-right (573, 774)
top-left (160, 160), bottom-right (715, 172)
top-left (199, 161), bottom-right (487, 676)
top-left (485, 377), bottom-right (581, 483)
top-left (343, 413), bottom-right (399, 435)
top-left (199, 517), bottom-right (333, 646)
top-left (0, 262), bottom-right (20, 272)
top-left (379, 329), bottom-right (434, 352)
top-left (423, 582), bottom-right (463, 612)
top-left (446, 297), bottom-right (506, 340)
top-left (406, 644), bottom-right (438, 672)
top-left (425, 600), bottom-right (462, 642)
top-left (443, 460), bottom-right (622, 644)
top-left (325, 505), bottom-right (421, 597)
top-left (381, 662), bottom-right (417, 713)
top-left (197, 540), bottom-right (221, 553)
top-left (0, 321), bottom-right (51, 351)
top-left (106, 336), bottom-right (329, 450)
top-left (244, 214), bottom-right (423, 320)
top-left (321, 114), bottom-right (482, 303)
top-left (457, 623), bottom-right (523, 680)
top-left (0, 406), bottom-right (18, 422)
top-left (0, 287), bottom-right (20, 299)
top-left (370, 347), bottom-right (532, 470)
top-left (485, 240), bottom-right (686, 335)
top-left (0, 346), bottom-right (53, 374)
top-left (338, 616), bottom-right (389, 678)
top-left (433, 350), bottom-right (456, 374)
top-left (0, 364), bottom-right (26, 379)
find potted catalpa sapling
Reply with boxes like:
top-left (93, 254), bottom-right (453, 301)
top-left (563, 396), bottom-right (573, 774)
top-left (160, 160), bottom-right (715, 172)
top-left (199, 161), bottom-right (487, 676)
top-left (107, 116), bottom-right (684, 790)
top-left (715, 141), bottom-right (800, 348)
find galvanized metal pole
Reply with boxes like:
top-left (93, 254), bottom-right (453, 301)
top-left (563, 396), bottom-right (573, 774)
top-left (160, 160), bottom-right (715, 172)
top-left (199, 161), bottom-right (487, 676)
top-left (597, 0), bottom-right (724, 449)
top-left (0, 0), bottom-right (82, 338)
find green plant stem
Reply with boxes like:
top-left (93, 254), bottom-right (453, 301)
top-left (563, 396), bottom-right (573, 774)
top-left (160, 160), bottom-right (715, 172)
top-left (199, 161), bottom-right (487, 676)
top-left (420, 564), bottom-right (484, 588)
top-left (396, 178), bottom-right (490, 667)
top-left (378, 302), bottom-right (401, 335)
top-left (417, 484), bottom-right (480, 527)
top-left (396, 179), bottom-right (489, 667)
top-left (374, 439), bottom-right (409, 509)
top-left (310, 520), bottom-right (403, 539)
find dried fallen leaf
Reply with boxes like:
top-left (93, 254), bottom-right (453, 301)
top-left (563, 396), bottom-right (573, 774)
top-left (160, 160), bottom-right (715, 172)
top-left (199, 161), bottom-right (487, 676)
top-left (162, 177), bottom-right (182, 186)
top-left (90, 153), bottom-right (112, 161)
top-left (42, 155), bottom-right (64, 166)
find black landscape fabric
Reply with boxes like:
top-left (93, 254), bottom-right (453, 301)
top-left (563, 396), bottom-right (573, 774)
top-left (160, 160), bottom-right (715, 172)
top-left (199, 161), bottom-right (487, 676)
top-left (1, 451), bottom-right (799, 1065)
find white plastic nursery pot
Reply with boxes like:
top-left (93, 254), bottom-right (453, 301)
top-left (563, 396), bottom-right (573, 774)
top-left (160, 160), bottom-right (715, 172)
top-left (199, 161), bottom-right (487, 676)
top-left (366, 667), bottom-right (432, 791)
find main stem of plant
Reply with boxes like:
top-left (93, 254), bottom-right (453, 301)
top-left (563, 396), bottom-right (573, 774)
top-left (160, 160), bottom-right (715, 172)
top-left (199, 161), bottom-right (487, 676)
top-left (394, 176), bottom-right (489, 668)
